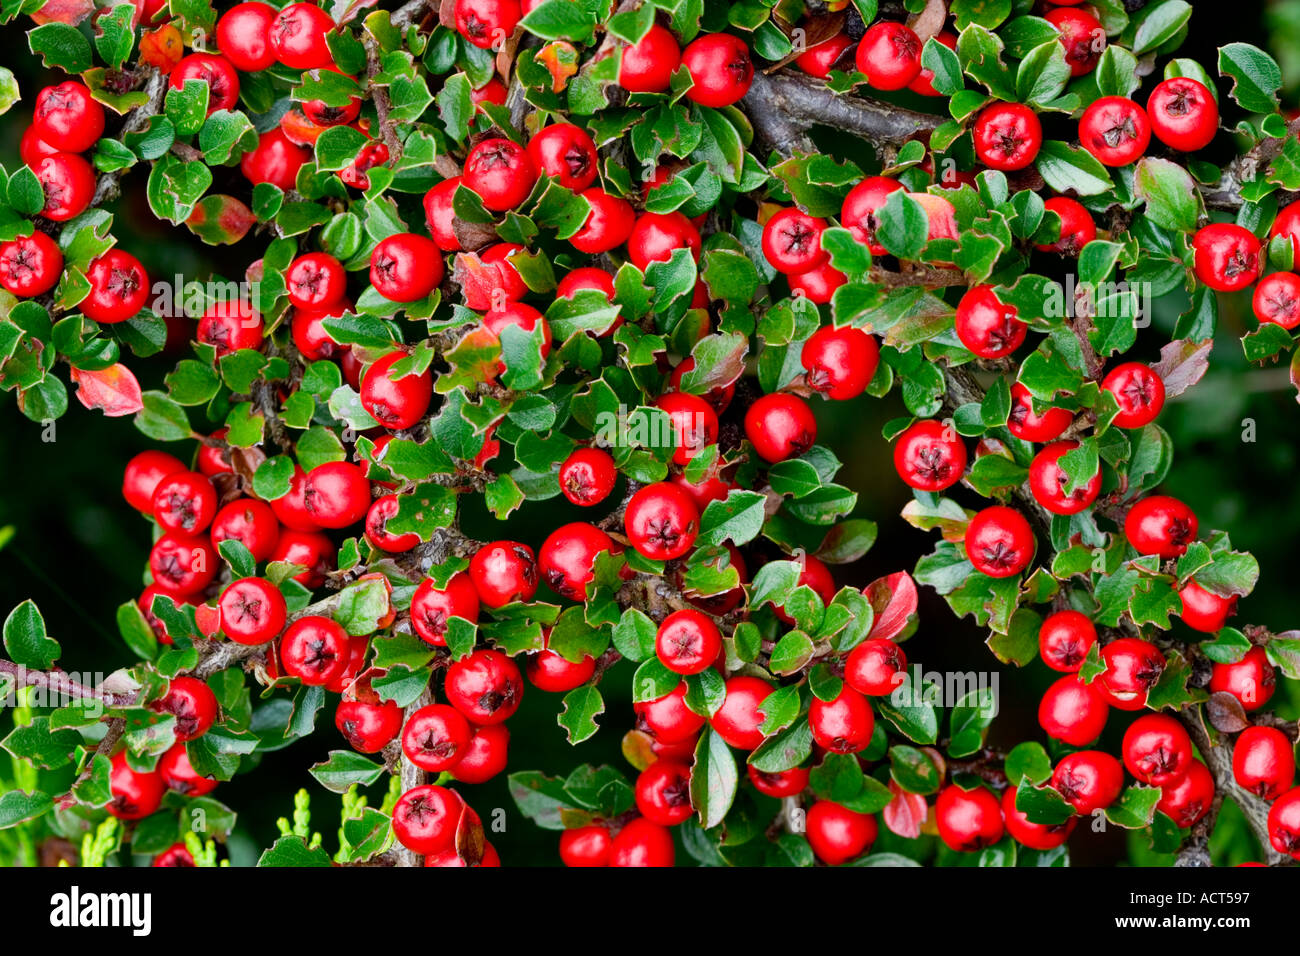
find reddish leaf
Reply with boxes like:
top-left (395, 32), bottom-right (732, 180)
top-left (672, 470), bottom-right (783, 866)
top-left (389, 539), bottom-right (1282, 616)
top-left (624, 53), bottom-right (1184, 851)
top-left (865, 571), bottom-right (919, 642)
top-left (1152, 339), bottom-right (1212, 399)
top-left (536, 41), bottom-right (579, 92)
top-left (187, 194), bottom-right (257, 246)
top-left (69, 364), bottom-right (143, 417)
top-left (139, 24), bottom-right (184, 73)
top-left (31, 0), bottom-right (95, 25)
top-left (882, 781), bottom-right (928, 839)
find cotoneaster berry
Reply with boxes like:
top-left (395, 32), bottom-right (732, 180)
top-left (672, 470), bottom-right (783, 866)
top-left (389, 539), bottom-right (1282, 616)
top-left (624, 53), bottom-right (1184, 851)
top-left (403, 704), bottom-right (473, 772)
top-left (681, 33), bottom-right (753, 107)
top-left (1253, 272), bottom-right (1300, 329)
top-left (609, 818), bottom-right (675, 867)
top-left (464, 137), bottom-right (537, 211)
top-left (270, 2), bottom-right (335, 69)
top-left (450, 724), bottom-right (510, 783)
top-left (655, 608), bottom-right (722, 675)
top-left (559, 447), bottom-right (617, 506)
top-left (747, 764), bottom-right (810, 799)
top-left (1268, 788), bottom-right (1300, 860)
top-left (635, 760), bottom-right (693, 826)
top-left (964, 505), bottom-right (1034, 578)
top-left (1046, 6), bottom-right (1105, 77)
top-left (280, 615), bottom-right (351, 686)
top-left (559, 825), bottom-right (612, 867)
top-left (1099, 637), bottom-right (1165, 711)
top-left (908, 31), bottom-right (957, 95)
top-left (557, 266), bottom-right (615, 301)
top-left (1177, 579), bottom-right (1236, 633)
top-left (1037, 609), bottom-right (1095, 673)
top-left (1102, 362), bottom-right (1165, 429)
top-left (527, 122), bottom-right (597, 192)
top-left (624, 482), bottom-right (699, 561)
top-left (302, 68), bottom-right (361, 127)
top-left (1002, 787), bottom-right (1075, 851)
top-left (454, 0), bottom-right (521, 50)
top-left (445, 648), bottom-right (524, 725)
top-left (1052, 750), bottom-right (1124, 814)
top-left (1192, 222), bottom-right (1261, 292)
top-left (81, 249), bottom-right (150, 323)
top-left (0, 230), bottom-right (62, 298)
top-left (1039, 674), bottom-right (1109, 746)
top-left (1028, 440), bottom-right (1101, 516)
top-left (538, 521), bottom-right (611, 602)
top-left (809, 685), bottom-right (874, 754)
top-left (1079, 96), bottom-right (1151, 166)
top-left (934, 785), bottom-right (1004, 852)
top-left (270, 530), bottom-right (335, 588)
top-left (158, 744), bottom-right (218, 797)
top-left (218, 576), bottom-right (287, 645)
top-left (955, 285), bottom-right (1026, 359)
top-left (1036, 197), bottom-right (1097, 256)
top-left (153, 675), bottom-right (218, 742)
top-left (363, 495), bottom-right (418, 553)
top-left (170, 53), bottom-right (241, 113)
top-left (799, 325), bottom-right (878, 401)
top-left (709, 675), bottom-right (772, 750)
top-left (1007, 383), bottom-right (1073, 442)
top-left (762, 207), bottom-right (828, 275)
top-left (635, 682), bottom-right (705, 744)
top-left (34, 152), bottom-right (95, 222)
top-left (482, 301), bottom-right (551, 376)
top-left (806, 800), bottom-right (877, 865)
top-left (360, 350), bottom-right (433, 429)
top-left (150, 533), bottom-right (218, 596)
top-left (123, 450), bottom-right (186, 513)
top-left (1209, 646), bottom-right (1276, 712)
top-left (796, 32), bottom-right (853, 80)
top-left (286, 252), bottom-right (347, 309)
top-left (656, 391), bottom-right (718, 465)
top-left (1158, 758), bottom-right (1215, 828)
top-left (392, 784), bottom-right (461, 855)
top-left (788, 260), bottom-right (847, 304)
top-left (855, 21), bottom-right (921, 91)
top-left (468, 541), bottom-right (538, 607)
top-left (107, 750), bottom-right (165, 821)
top-left (893, 419), bottom-right (966, 491)
top-left (1147, 77), bottom-right (1219, 152)
top-left (618, 24), bottom-right (680, 93)
top-left (1124, 495), bottom-right (1197, 558)
top-left (410, 572), bottom-right (480, 647)
top-left (336, 696), bottom-right (403, 753)
top-left (423, 177), bottom-right (462, 251)
top-left (628, 211), bottom-right (702, 271)
top-left (972, 102), bottom-right (1043, 172)
top-left (525, 639), bottom-right (595, 693)
top-left (571, 188), bottom-right (635, 254)
top-left (1233, 725), bottom-right (1295, 801)
top-left (33, 82), bottom-right (105, 152)
top-left (197, 300), bottom-right (263, 355)
top-left (841, 176), bottom-right (903, 255)
top-left (152, 470), bottom-right (217, 534)
top-left (302, 461), bottom-right (370, 529)
top-left (369, 232), bottom-right (444, 303)
top-left (240, 128), bottom-right (310, 190)
top-left (845, 638), bottom-right (906, 696)
top-left (216, 2), bottom-right (278, 72)
top-left (1123, 713), bottom-right (1193, 787)
top-left (744, 392), bottom-right (816, 463)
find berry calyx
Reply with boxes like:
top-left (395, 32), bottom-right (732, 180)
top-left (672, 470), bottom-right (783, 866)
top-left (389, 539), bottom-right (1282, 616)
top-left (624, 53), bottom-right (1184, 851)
top-left (624, 482), bottom-right (699, 561)
top-left (402, 704), bottom-right (473, 772)
top-left (218, 576), bottom-right (288, 646)
top-left (559, 447), bottom-right (617, 507)
top-left (445, 648), bottom-right (524, 724)
top-left (1191, 222), bottom-right (1261, 292)
top-left (1124, 495), bottom-right (1197, 559)
top-left (972, 102), bottom-right (1043, 172)
top-left (1122, 713), bottom-right (1193, 787)
top-left (955, 285), bottom-right (1026, 359)
top-left (893, 419), bottom-right (966, 491)
top-left (1147, 77), bottom-right (1219, 153)
top-left (468, 541), bottom-right (538, 607)
top-left (854, 21), bottom-right (921, 91)
top-left (655, 608), bottom-right (722, 675)
top-left (681, 33), bottom-right (753, 108)
top-left (1101, 362), bottom-right (1165, 429)
top-left (1038, 610), bottom-right (1097, 673)
top-left (280, 615), bottom-right (351, 686)
top-left (360, 350), bottom-right (433, 430)
top-left (1079, 96), bottom-right (1151, 167)
top-left (1052, 750), bottom-right (1124, 814)
top-left (964, 505), bottom-right (1035, 578)
top-left (801, 325), bottom-right (879, 401)
top-left (1028, 439), bottom-right (1102, 516)
top-left (634, 760), bottom-right (693, 826)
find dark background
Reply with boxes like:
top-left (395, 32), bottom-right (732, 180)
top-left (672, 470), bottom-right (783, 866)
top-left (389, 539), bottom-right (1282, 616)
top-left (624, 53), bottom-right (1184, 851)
top-left (1, 0), bottom-right (1297, 866)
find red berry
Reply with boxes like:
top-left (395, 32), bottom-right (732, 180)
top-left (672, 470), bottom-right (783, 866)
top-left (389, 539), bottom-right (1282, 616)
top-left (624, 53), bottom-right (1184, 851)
top-left (483, 301), bottom-right (551, 376)
top-left (635, 760), bottom-right (693, 826)
top-left (955, 284), bottom-right (1026, 359)
top-left (269, 529), bottom-right (335, 588)
top-left (1147, 77), bottom-right (1219, 153)
top-left (681, 33), bottom-right (753, 108)
top-left (571, 187), bottom-right (635, 254)
top-left (124, 450), bottom-right (186, 513)
top-left (158, 743), bottom-right (218, 797)
top-left (1268, 788), bottom-right (1300, 859)
top-left (153, 676), bottom-right (218, 742)
top-left (744, 393), bottom-right (816, 463)
top-left (197, 299), bottom-right (263, 356)
top-left (1209, 645), bottom-right (1276, 712)
top-left (609, 818), bottom-right (675, 867)
top-left (625, 482), bottom-right (700, 562)
top-left (1270, 202), bottom-right (1300, 262)
top-left (302, 67), bottom-right (361, 126)
top-left (964, 505), bottom-right (1034, 578)
top-left (1046, 6), bottom-right (1104, 77)
top-left (1252, 272), bottom-right (1300, 329)
top-left (809, 685), bottom-right (875, 754)
top-left (527, 122), bottom-right (597, 192)
top-left (1002, 786), bottom-right (1075, 850)
top-left (402, 704), bottom-right (473, 772)
top-left (1178, 579), bottom-right (1236, 633)
top-left (1158, 758), bottom-right (1215, 827)
top-left (291, 302), bottom-right (349, 360)
top-left (559, 447), bottom-right (617, 507)
top-left (286, 252), bottom-right (347, 309)
top-left (302, 460), bottom-right (370, 529)
top-left (1099, 637), bottom-right (1165, 710)
top-left (369, 232), bottom-right (444, 302)
top-left (762, 207), bottom-right (829, 275)
top-left (788, 260), bottom-right (847, 304)
top-left (656, 391), bottom-right (718, 466)
top-left (559, 825), bottom-right (612, 866)
top-left (450, 724), bottom-right (510, 783)
top-left (845, 638), bottom-right (907, 696)
top-left (1233, 726), bottom-right (1295, 801)
top-left (270, 2), bottom-right (335, 69)
top-left (36, 152), bottom-right (95, 222)
top-left (1007, 382), bottom-right (1073, 442)
top-left (635, 682), bottom-right (705, 744)
top-left (618, 24), bottom-right (681, 93)
top-left (557, 267), bottom-right (615, 301)
top-left (82, 248), bottom-right (150, 323)
top-left (150, 533), bottom-right (218, 596)
top-left (1028, 439), bottom-right (1101, 516)
top-left (108, 750), bottom-right (165, 820)
top-left (796, 32), bottom-right (853, 80)
top-left (365, 494), bottom-right (419, 552)
top-left (33, 82), bottom-right (105, 152)
top-left (773, 555), bottom-right (836, 625)
top-left (360, 350), bottom-right (433, 429)
top-left (1101, 362), bottom-right (1165, 429)
top-left (1035, 197), bottom-right (1096, 256)
top-left (445, 648), bottom-right (524, 725)
top-left (806, 799), bottom-right (878, 864)
top-left (269, 465), bottom-right (322, 532)
top-left (469, 540), bottom-right (538, 607)
top-left (170, 53), bottom-right (240, 113)
top-left (1052, 750), bottom-right (1124, 814)
top-left (907, 30), bottom-right (957, 95)
top-left (854, 21), bottom-right (921, 91)
top-left (1192, 222), bottom-right (1261, 293)
top-left (893, 419), bottom-right (966, 491)
top-left (422, 177), bottom-right (463, 252)
top-left (538, 521), bottom-right (611, 602)
top-left (935, 784), bottom-right (1004, 852)
top-left (628, 211), bottom-right (701, 271)
top-left (19, 126), bottom-right (59, 167)
top-left (280, 615), bottom-right (351, 686)
top-left (470, 77), bottom-right (508, 111)
top-left (1038, 610), bottom-right (1096, 673)
top-left (392, 785), bottom-right (462, 855)
top-left (410, 572), bottom-right (480, 646)
top-left (1039, 674), bottom-right (1109, 746)
top-left (1124, 495), bottom-right (1197, 559)
top-left (1123, 713), bottom-right (1193, 786)
top-left (525, 640), bottom-right (595, 693)
top-left (747, 764), bottom-right (810, 798)
top-left (216, 2), bottom-right (278, 72)
top-left (655, 608), bottom-right (722, 675)
top-left (800, 325), bottom-right (879, 401)
top-left (152, 470), bottom-right (217, 535)
top-left (0, 230), bottom-right (63, 297)
top-left (454, 0), bottom-right (521, 50)
top-left (240, 128), bottom-right (310, 190)
top-left (336, 697), bottom-right (402, 753)
top-left (464, 137), bottom-right (537, 211)
top-left (841, 176), bottom-right (904, 256)
top-left (1078, 96), bottom-right (1150, 167)
top-left (972, 102), bottom-right (1043, 172)
top-left (709, 675), bottom-right (773, 750)
top-left (218, 576), bottom-right (287, 645)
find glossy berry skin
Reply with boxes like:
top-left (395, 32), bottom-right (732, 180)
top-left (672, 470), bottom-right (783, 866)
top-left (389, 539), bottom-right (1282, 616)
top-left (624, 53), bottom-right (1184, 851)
top-left (1125, 495), bottom-right (1197, 559)
top-left (302, 68), bottom-right (361, 127)
top-left (423, 177), bottom-right (462, 252)
top-left (609, 818), bottom-right (675, 867)
top-left (955, 285), bottom-right (1026, 359)
top-left (709, 676), bottom-right (773, 751)
top-left (761, 207), bottom-right (828, 275)
top-left (336, 697), bottom-right (403, 753)
top-left (1209, 646), bottom-right (1276, 712)
top-left (454, 0), bottom-right (521, 49)
top-left (218, 576), bottom-right (287, 645)
top-left (124, 451), bottom-right (185, 513)
top-left (34, 152), bottom-right (95, 222)
top-left (854, 21), bottom-right (921, 91)
top-left (445, 648), bottom-right (524, 725)
top-left (558, 267), bottom-right (615, 302)
top-left (972, 102), bottom-right (1043, 172)
top-left (19, 126), bottom-right (59, 167)
top-left (655, 609), bottom-right (722, 676)
top-left (1157, 757), bottom-right (1215, 828)
top-left (1100, 637), bottom-right (1165, 711)
top-left (635, 682), bottom-right (705, 744)
top-left (1233, 726), bottom-right (1295, 801)
top-left (1052, 750), bottom-right (1124, 815)
top-left (270, 530), bottom-right (335, 588)
top-left (747, 764), bottom-right (810, 799)
top-left (965, 506), bottom-right (1034, 578)
top-left (635, 761), bottom-right (693, 827)
top-left (1102, 362), bottom-right (1165, 429)
top-left (1007, 383), bottom-right (1073, 443)
top-left (81, 249), bottom-right (150, 323)
top-left (280, 615), bottom-right (351, 686)
top-left (624, 482), bottom-right (699, 561)
top-left (1191, 223), bottom-right (1261, 293)
top-left (1079, 96), bottom-right (1150, 167)
top-left (1147, 78), bottom-right (1218, 153)
top-left (526, 643), bottom-right (595, 693)
top-left (801, 325), bottom-right (879, 401)
top-left (150, 533), bottom-right (217, 597)
top-left (559, 447), bottom-right (617, 507)
top-left (560, 825), bottom-right (612, 867)
top-left (270, 465), bottom-right (322, 533)
top-left (0, 230), bottom-right (63, 297)
top-left (1035, 197), bottom-right (1096, 256)
top-left (33, 82), bottom-right (105, 152)
top-left (1270, 203), bottom-right (1300, 263)
top-left (369, 232), bottom-right (443, 303)
top-left (845, 639), bottom-right (906, 696)
top-left (1123, 713), bottom-right (1193, 787)
top-left (364, 494), bottom-right (419, 553)
top-left (935, 785), bottom-right (1004, 852)
top-left (806, 800), bottom-right (877, 865)
top-left (197, 300), bottom-right (263, 356)
top-left (269, 2), bottom-right (335, 69)
top-left (152, 470), bottom-right (217, 535)
top-left (108, 751), bottom-right (165, 821)
top-left (1039, 675), bottom-right (1109, 746)
top-left (410, 572), bottom-right (480, 646)
top-left (789, 261), bottom-right (847, 305)
top-left (450, 724), bottom-right (510, 783)
top-left (158, 743), bottom-right (218, 797)
top-left (539, 522), bottom-right (611, 602)
top-left (457, 242), bottom-right (526, 310)
top-left (1178, 580), bottom-right (1236, 633)
top-left (744, 393), bottom-right (817, 463)
top-left (303, 461), bottom-right (370, 529)
top-left (841, 177), bottom-right (904, 255)
top-left (795, 33), bottom-right (853, 80)
top-left (893, 420), bottom-right (966, 492)
top-left (1268, 788), bottom-right (1300, 860)
top-left (681, 33), bottom-right (753, 107)
top-left (809, 686), bottom-right (875, 754)
top-left (464, 138), bottom-right (537, 211)
top-left (402, 704), bottom-right (473, 772)
top-left (170, 53), bottom-right (240, 114)
top-left (527, 122), bottom-right (597, 192)
top-left (196, 429), bottom-right (234, 478)
top-left (1252, 272), bottom-right (1300, 330)
top-left (360, 350), bottom-right (433, 429)
top-left (656, 392), bottom-right (718, 466)
top-left (468, 541), bottom-right (538, 607)
top-left (1038, 610), bottom-right (1096, 673)
top-left (240, 128), bottom-right (309, 190)
top-left (1028, 440), bottom-right (1101, 516)
top-left (1046, 6), bottom-right (1104, 77)
top-left (571, 188), bottom-right (635, 254)
top-left (628, 211), bottom-right (701, 271)
top-left (216, 2), bottom-right (278, 72)
top-left (392, 785), bottom-right (461, 855)
top-left (291, 303), bottom-right (349, 360)
top-left (153, 676), bottom-right (218, 742)
top-left (286, 252), bottom-right (347, 310)
top-left (1002, 787), bottom-right (1075, 851)
top-left (618, 23), bottom-right (680, 93)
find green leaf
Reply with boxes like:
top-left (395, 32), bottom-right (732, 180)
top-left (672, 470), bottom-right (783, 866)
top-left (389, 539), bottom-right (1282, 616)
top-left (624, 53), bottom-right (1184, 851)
top-left (1035, 140), bottom-right (1112, 196)
top-left (1218, 42), bottom-right (1282, 115)
top-left (3, 600), bottom-right (59, 669)
top-left (557, 685), bottom-right (604, 744)
top-left (309, 751), bottom-right (386, 793)
top-left (0, 790), bottom-right (53, 829)
top-left (875, 189), bottom-right (930, 260)
top-left (28, 23), bottom-right (92, 73)
top-left (690, 728), bottom-right (738, 830)
top-left (258, 835), bottom-right (333, 867)
top-left (1134, 157), bottom-right (1200, 232)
